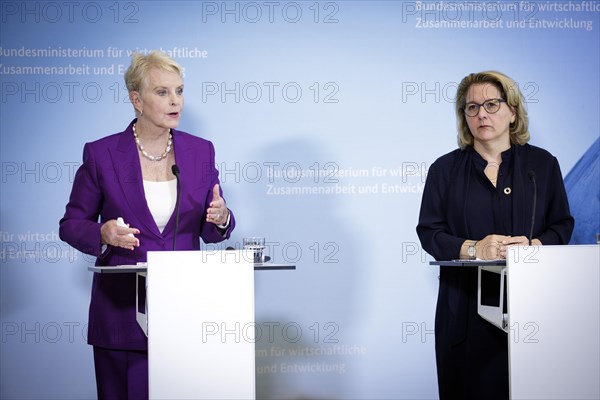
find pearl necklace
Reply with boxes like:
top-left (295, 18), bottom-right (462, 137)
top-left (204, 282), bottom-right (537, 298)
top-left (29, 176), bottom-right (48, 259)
top-left (133, 123), bottom-right (173, 162)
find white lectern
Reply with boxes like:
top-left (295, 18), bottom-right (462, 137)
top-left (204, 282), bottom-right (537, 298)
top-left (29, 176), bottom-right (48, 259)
top-left (506, 245), bottom-right (599, 400)
top-left (146, 250), bottom-right (255, 399)
top-left (432, 245), bottom-right (600, 400)
top-left (90, 250), bottom-right (294, 400)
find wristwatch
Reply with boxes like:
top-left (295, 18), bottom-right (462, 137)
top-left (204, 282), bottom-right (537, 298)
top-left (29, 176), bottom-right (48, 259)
top-left (467, 241), bottom-right (478, 259)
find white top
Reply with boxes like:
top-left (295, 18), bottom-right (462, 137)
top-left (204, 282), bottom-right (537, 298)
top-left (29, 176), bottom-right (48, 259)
top-left (143, 180), bottom-right (177, 233)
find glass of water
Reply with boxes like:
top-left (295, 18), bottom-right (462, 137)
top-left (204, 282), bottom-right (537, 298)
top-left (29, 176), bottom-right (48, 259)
top-left (243, 237), bottom-right (265, 263)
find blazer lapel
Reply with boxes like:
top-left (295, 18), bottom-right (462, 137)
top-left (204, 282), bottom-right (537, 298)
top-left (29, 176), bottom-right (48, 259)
top-left (110, 121), bottom-right (162, 239)
top-left (511, 146), bottom-right (529, 237)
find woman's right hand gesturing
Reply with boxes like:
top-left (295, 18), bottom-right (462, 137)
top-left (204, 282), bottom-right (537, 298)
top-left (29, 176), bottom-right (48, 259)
top-left (100, 219), bottom-right (140, 250)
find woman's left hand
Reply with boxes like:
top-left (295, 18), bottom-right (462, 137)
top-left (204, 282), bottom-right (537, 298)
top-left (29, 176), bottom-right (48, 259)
top-left (499, 236), bottom-right (541, 258)
top-left (206, 184), bottom-right (229, 226)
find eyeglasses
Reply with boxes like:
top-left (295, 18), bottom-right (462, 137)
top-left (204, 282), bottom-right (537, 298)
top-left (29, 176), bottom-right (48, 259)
top-left (463, 98), bottom-right (506, 117)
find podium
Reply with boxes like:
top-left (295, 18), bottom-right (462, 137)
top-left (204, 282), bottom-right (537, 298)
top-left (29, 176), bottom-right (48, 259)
top-left (90, 250), bottom-right (294, 400)
top-left (432, 245), bottom-right (600, 399)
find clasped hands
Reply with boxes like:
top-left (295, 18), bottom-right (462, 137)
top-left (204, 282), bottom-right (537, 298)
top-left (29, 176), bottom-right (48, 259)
top-left (100, 184), bottom-right (229, 251)
top-left (474, 234), bottom-right (541, 260)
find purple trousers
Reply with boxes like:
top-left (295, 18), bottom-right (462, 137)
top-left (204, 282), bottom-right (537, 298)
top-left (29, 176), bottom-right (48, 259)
top-left (93, 347), bottom-right (148, 400)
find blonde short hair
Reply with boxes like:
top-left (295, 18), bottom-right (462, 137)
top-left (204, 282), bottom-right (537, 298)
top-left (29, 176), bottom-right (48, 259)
top-left (455, 71), bottom-right (530, 149)
top-left (124, 50), bottom-right (182, 93)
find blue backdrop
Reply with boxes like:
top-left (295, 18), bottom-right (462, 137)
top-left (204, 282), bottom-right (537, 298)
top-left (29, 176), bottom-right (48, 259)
top-left (1, 1), bottom-right (599, 399)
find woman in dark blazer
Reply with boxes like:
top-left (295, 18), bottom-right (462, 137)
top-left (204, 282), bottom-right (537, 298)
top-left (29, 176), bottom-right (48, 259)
top-left (60, 50), bottom-right (235, 399)
top-left (416, 71), bottom-right (573, 400)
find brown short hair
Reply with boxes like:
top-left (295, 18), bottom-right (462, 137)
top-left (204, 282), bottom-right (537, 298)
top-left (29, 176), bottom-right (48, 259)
top-left (455, 71), bottom-right (530, 149)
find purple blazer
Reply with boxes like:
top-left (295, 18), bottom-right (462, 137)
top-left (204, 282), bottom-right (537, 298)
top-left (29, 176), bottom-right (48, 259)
top-left (59, 120), bottom-right (235, 350)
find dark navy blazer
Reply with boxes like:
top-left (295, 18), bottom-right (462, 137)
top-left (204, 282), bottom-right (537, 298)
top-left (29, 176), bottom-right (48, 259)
top-left (416, 144), bottom-right (573, 399)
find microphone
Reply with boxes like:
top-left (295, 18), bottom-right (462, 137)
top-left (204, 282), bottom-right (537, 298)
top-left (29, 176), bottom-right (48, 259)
top-left (171, 164), bottom-right (181, 251)
top-left (527, 170), bottom-right (537, 246)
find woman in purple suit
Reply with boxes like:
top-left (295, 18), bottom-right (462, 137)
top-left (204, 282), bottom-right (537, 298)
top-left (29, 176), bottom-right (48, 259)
top-left (59, 50), bottom-right (235, 399)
